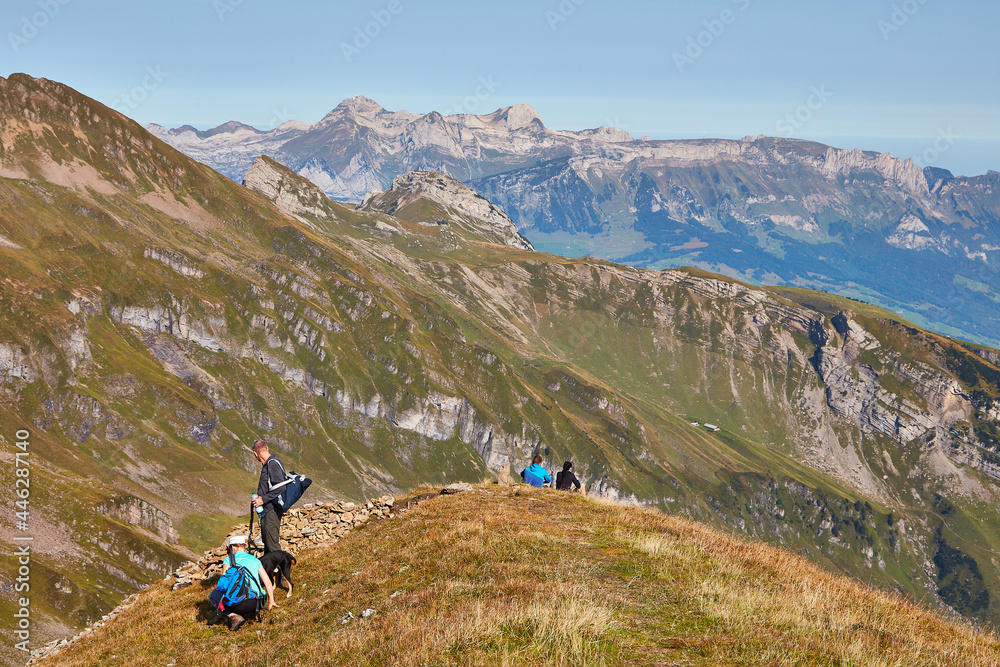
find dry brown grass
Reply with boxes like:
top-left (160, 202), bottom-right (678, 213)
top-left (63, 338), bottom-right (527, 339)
top-left (607, 502), bottom-right (1000, 666)
top-left (38, 487), bottom-right (1000, 667)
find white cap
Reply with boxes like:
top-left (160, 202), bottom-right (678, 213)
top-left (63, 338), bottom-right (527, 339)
top-left (227, 535), bottom-right (247, 547)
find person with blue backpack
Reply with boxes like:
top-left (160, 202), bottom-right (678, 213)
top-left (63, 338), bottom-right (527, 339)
top-left (209, 536), bottom-right (277, 630)
top-left (520, 455), bottom-right (552, 488)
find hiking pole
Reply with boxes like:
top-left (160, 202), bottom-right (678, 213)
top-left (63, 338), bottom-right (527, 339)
top-left (247, 501), bottom-right (256, 555)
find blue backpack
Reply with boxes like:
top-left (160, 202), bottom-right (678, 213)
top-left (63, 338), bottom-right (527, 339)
top-left (216, 553), bottom-right (261, 617)
top-left (267, 458), bottom-right (312, 518)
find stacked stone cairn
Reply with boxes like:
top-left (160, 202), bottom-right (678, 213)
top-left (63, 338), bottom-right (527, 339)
top-left (171, 495), bottom-right (397, 590)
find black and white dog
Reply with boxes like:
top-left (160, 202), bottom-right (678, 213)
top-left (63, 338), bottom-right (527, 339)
top-left (258, 550), bottom-right (297, 598)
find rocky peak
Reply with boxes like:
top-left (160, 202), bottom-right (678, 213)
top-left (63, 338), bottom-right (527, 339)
top-left (361, 171), bottom-right (534, 250)
top-left (201, 120), bottom-right (261, 137)
top-left (588, 125), bottom-right (633, 143)
top-left (154, 121), bottom-right (262, 140)
top-left (332, 95), bottom-right (385, 117)
top-left (242, 155), bottom-right (340, 221)
top-left (487, 103), bottom-right (543, 131)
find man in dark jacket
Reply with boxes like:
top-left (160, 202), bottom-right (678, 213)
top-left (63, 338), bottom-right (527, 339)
top-left (251, 439), bottom-right (285, 554)
top-left (556, 461), bottom-right (581, 492)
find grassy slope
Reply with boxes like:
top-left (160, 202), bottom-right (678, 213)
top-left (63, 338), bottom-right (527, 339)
top-left (40, 487), bottom-right (1000, 667)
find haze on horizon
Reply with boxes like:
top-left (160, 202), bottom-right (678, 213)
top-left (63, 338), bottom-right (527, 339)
top-left (3, 0), bottom-right (998, 176)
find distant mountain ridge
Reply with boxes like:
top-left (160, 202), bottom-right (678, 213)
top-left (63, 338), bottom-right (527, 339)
top-left (146, 96), bottom-right (633, 201)
top-left (150, 99), bottom-right (1000, 347)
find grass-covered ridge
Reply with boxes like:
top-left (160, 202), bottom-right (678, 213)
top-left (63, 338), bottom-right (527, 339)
top-left (39, 487), bottom-right (1000, 667)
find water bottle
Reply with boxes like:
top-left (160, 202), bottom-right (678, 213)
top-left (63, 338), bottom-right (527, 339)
top-left (252, 493), bottom-right (264, 517)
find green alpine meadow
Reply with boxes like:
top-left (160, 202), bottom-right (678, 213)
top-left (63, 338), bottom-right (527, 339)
top-left (2, 73), bottom-right (1000, 663)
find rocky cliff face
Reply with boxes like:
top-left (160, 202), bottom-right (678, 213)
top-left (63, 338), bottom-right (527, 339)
top-left (817, 147), bottom-right (929, 193)
top-left (360, 171), bottom-right (533, 250)
top-left (242, 154), bottom-right (346, 223)
top-left (811, 313), bottom-right (969, 446)
top-left (97, 496), bottom-right (180, 544)
top-left (473, 144), bottom-right (1000, 346)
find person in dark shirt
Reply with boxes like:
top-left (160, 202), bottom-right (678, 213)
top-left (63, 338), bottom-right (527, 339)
top-left (250, 439), bottom-right (286, 554)
top-left (556, 461), bottom-right (581, 492)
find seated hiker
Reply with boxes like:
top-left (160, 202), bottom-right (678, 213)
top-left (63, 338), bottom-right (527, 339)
top-left (556, 461), bottom-right (582, 492)
top-left (209, 535), bottom-right (277, 631)
top-left (520, 455), bottom-right (552, 488)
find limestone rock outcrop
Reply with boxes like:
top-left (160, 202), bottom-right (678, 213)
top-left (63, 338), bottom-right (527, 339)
top-left (243, 155), bottom-right (342, 222)
top-left (361, 171), bottom-right (534, 251)
top-left (97, 496), bottom-right (180, 544)
top-left (818, 147), bottom-right (929, 194)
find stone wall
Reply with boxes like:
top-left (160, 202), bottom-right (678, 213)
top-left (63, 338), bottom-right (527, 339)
top-left (170, 495), bottom-right (398, 588)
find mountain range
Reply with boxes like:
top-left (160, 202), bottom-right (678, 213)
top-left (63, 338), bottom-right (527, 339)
top-left (2, 73), bottom-right (1000, 661)
top-left (149, 98), bottom-right (1000, 347)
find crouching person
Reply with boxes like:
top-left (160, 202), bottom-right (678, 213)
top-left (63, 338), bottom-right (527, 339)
top-left (209, 536), bottom-right (277, 630)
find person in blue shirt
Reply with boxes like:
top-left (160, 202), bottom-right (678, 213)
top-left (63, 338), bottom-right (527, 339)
top-left (520, 455), bottom-right (552, 488)
top-left (209, 535), bottom-right (277, 630)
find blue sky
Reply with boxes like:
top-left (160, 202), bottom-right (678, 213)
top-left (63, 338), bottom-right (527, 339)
top-left (4, 0), bottom-right (998, 175)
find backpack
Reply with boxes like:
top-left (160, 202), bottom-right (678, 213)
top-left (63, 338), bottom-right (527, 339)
top-left (267, 457), bottom-right (312, 518)
top-left (216, 553), bottom-right (262, 618)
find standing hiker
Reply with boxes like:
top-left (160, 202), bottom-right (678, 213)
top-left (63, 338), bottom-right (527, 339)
top-left (520, 455), bottom-right (552, 488)
top-left (251, 439), bottom-right (286, 554)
